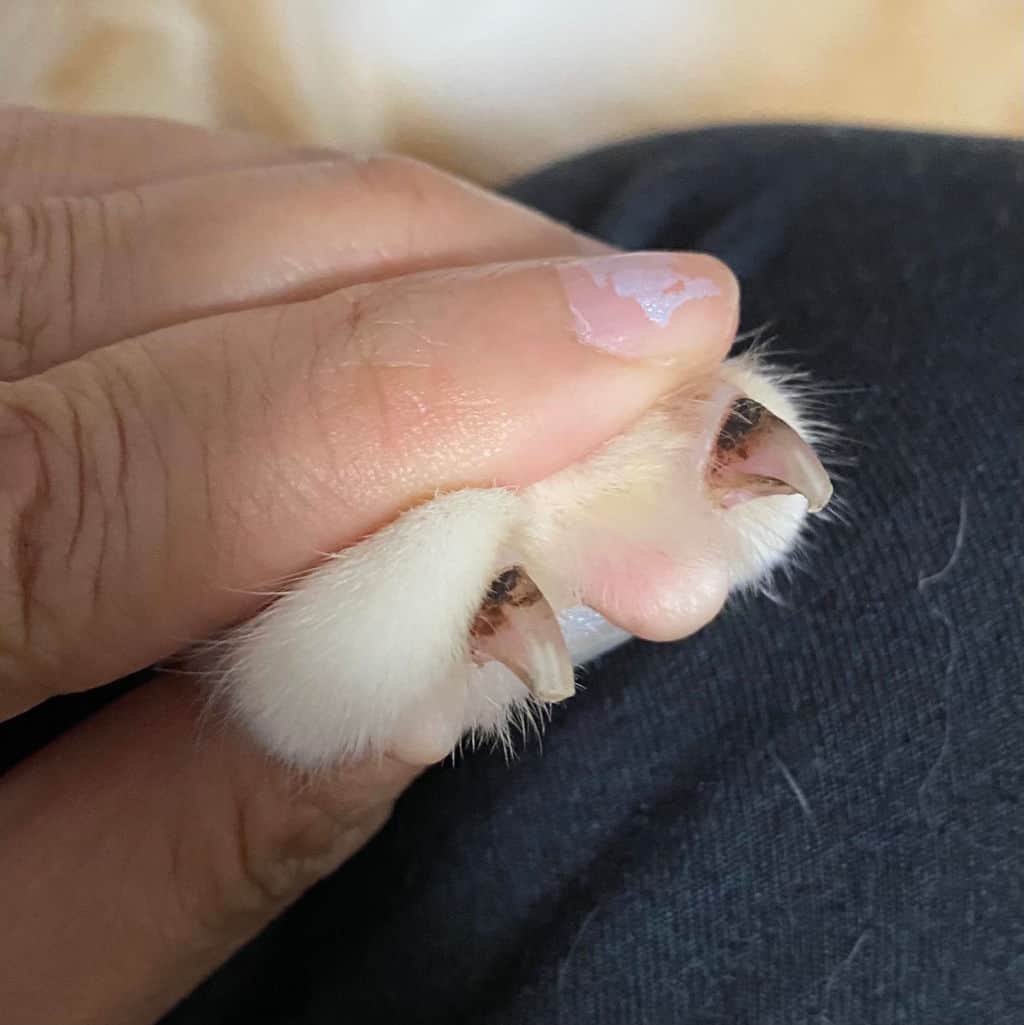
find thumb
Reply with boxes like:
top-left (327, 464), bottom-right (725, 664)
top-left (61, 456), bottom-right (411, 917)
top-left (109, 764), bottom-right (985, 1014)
top-left (2, 251), bottom-right (738, 716)
top-left (0, 674), bottom-right (421, 1025)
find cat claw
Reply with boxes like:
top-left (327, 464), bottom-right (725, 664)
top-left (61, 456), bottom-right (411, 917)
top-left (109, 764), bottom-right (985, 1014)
top-left (470, 566), bottom-right (576, 703)
top-left (710, 397), bottom-right (833, 513)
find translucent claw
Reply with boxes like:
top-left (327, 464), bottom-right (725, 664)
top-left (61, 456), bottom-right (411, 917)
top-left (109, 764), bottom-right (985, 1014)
top-left (469, 566), bottom-right (576, 703)
top-left (710, 397), bottom-right (833, 513)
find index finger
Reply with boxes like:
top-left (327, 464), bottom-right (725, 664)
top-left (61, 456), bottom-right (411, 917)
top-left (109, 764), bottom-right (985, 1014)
top-left (0, 106), bottom-right (334, 202)
top-left (0, 252), bottom-right (738, 717)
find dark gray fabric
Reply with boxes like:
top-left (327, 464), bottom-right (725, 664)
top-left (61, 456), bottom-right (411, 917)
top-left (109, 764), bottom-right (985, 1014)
top-left (13, 124), bottom-right (1024, 1024)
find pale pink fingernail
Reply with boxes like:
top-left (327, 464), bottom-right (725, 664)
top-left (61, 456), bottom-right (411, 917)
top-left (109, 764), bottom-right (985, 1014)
top-left (559, 252), bottom-right (738, 358)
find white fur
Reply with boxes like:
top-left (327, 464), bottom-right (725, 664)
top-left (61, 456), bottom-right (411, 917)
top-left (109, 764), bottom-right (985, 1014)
top-left (198, 355), bottom-right (826, 768)
top-left (717, 357), bottom-right (815, 586)
top-left (205, 488), bottom-right (517, 767)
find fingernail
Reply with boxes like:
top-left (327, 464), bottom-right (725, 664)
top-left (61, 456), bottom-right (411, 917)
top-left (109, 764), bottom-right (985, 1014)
top-left (559, 252), bottom-right (738, 358)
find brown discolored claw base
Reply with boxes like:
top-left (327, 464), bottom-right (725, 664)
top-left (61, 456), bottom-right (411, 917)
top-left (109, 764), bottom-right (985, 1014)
top-left (469, 566), bottom-right (576, 703)
top-left (709, 397), bottom-right (833, 513)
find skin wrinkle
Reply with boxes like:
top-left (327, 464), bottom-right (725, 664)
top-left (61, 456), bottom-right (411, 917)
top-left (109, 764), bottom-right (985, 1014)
top-left (203, 301), bottom-right (364, 565)
top-left (156, 797), bottom-right (231, 947)
top-left (0, 202), bottom-right (38, 378)
top-left (9, 367), bottom-right (141, 691)
top-left (123, 193), bottom-right (158, 343)
top-left (240, 308), bottom-right (325, 538)
top-left (95, 188), bottom-right (117, 348)
top-left (163, 737), bottom-right (239, 943)
top-left (165, 795), bottom-right (217, 958)
top-left (101, 358), bottom-right (136, 530)
top-left (93, 365), bottom-right (133, 609)
top-left (0, 391), bottom-right (59, 687)
top-left (237, 802), bottom-right (327, 910)
top-left (62, 388), bottom-right (88, 568)
top-left (291, 308), bottom-right (361, 521)
top-left (111, 351), bottom-right (174, 603)
top-left (132, 348), bottom-right (196, 558)
top-left (362, 353), bottom-right (403, 463)
top-left (370, 317), bottom-right (447, 352)
top-left (214, 321), bottom-right (242, 478)
top-left (0, 210), bottom-right (22, 376)
top-left (112, 343), bottom-right (203, 633)
top-left (229, 780), bottom-right (280, 916)
top-left (134, 338), bottom-right (193, 425)
top-left (0, 195), bottom-right (91, 378)
top-left (78, 387), bottom-right (115, 621)
top-left (305, 291), bottom-right (422, 498)
top-left (295, 296), bottom-right (380, 497)
top-left (61, 192), bottom-right (83, 369)
top-left (195, 407), bottom-right (225, 599)
top-left (25, 197), bottom-right (70, 373)
top-left (247, 313), bottom-right (279, 429)
top-left (99, 188), bottom-right (154, 341)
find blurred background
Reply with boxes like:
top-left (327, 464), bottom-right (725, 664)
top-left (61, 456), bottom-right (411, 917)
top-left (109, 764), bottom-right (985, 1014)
top-left (1, 0), bottom-right (1021, 182)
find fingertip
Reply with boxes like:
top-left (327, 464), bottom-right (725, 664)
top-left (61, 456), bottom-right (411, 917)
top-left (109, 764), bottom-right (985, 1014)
top-left (557, 250), bottom-right (739, 362)
top-left (572, 231), bottom-right (618, 256)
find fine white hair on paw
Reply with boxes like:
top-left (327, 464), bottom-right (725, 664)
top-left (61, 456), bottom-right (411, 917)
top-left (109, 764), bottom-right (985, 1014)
top-left (194, 352), bottom-right (834, 770)
top-left (201, 488), bottom-right (519, 768)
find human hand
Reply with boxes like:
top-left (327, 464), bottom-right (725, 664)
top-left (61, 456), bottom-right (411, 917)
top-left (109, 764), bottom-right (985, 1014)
top-left (0, 108), bottom-right (737, 1022)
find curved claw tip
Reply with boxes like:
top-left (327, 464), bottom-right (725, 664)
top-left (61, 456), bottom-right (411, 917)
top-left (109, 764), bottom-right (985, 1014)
top-left (710, 397), bottom-right (833, 514)
top-left (469, 566), bottom-right (576, 703)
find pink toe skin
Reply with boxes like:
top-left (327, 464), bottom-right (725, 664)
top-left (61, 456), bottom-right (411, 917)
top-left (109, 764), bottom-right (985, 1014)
top-left (389, 678), bottom-right (468, 766)
top-left (579, 542), bottom-right (729, 643)
top-left (559, 252), bottom-right (738, 359)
